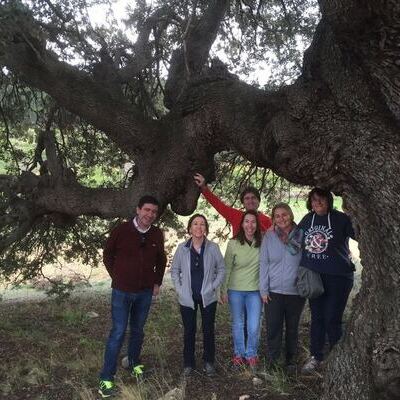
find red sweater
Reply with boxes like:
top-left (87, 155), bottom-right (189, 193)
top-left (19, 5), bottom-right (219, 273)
top-left (201, 186), bottom-right (272, 236)
top-left (103, 220), bottom-right (167, 292)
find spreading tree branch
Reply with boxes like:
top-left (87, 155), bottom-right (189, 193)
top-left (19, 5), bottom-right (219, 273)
top-left (118, 6), bottom-right (177, 82)
top-left (0, 1), bottom-right (158, 155)
top-left (164, 0), bottom-right (230, 108)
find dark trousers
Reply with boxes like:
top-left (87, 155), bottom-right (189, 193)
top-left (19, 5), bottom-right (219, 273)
top-left (265, 292), bottom-right (305, 364)
top-left (309, 273), bottom-right (353, 361)
top-left (180, 299), bottom-right (217, 368)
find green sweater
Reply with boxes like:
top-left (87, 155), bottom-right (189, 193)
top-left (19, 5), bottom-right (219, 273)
top-left (223, 238), bottom-right (260, 294)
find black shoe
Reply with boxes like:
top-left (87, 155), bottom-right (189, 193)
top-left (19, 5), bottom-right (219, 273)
top-left (204, 362), bottom-right (216, 377)
top-left (301, 356), bottom-right (321, 374)
top-left (285, 362), bottom-right (297, 375)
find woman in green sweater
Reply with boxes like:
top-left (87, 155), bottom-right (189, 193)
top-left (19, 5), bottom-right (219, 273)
top-left (223, 210), bottom-right (262, 370)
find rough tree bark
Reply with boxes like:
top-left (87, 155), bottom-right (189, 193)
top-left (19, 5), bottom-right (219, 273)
top-left (0, 0), bottom-right (399, 399)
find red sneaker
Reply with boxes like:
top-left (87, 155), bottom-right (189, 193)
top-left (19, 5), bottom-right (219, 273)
top-left (232, 356), bottom-right (246, 368)
top-left (246, 356), bottom-right (259, 372)
top-left (246, 356), bottom-right (258, 366)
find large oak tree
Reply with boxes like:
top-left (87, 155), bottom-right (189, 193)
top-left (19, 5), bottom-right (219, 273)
top-left (0, 0), bottom-right (399, 399)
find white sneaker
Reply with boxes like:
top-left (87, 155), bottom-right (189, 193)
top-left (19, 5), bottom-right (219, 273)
top-left (301, 356), bottom-right (321, 374)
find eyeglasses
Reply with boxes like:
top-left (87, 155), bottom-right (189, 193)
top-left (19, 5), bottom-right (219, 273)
top-left (140, 234), bottom-right (146, 248)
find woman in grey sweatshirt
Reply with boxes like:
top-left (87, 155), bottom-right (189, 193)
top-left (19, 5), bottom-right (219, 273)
top-left (259, 203), bottom-right (305, 369)
top-left (171, 214), bottom-right (225, 377)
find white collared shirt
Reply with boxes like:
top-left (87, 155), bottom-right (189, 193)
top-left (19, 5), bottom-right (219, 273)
top-left (133, 216), bottom-right (151, 233)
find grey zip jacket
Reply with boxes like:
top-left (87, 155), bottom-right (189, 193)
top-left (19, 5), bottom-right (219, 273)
top-left (259, 230), bottom-right (302, 297)
top-left (171, 239), bottom-right (226, 309)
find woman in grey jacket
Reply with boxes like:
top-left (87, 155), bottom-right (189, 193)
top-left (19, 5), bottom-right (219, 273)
top-left (171, 214), bottom-right (225, 377)
top-left (260, 203), bottom-right (305, 370)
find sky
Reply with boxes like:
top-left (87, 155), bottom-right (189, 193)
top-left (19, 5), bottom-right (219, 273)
top-left (88, 0), bottom-right (130, 26)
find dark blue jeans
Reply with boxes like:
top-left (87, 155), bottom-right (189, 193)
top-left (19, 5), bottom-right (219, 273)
top-left (100, 288), bottom-right (153, 380)
top-left (180, 300), bottom-right (217, 368)
top-left (309, 274), bottom-right (353, 361)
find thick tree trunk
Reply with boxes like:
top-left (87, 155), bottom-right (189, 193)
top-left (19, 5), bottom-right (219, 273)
top-left (325, 163), bottom-right (400, 400)
top-left (281, 3), bottom-right (400, 397)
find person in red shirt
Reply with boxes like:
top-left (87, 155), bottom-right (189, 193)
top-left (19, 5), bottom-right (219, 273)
top-left (98, 195), bottom-right (167, 398)
top-left (193, 173), bottom-right (272, 236)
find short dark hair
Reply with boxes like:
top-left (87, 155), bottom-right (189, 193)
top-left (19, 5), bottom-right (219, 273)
top-left (187, 213), bottom-right (209, 235)
top-left (137, 195), bottom-right (160, 209)
top-left (306, 188), bottom-right (334, 212)
top-left (234, 210), bottom-right (262, 248)
top-left (240, 186), bottom-right (261, 203)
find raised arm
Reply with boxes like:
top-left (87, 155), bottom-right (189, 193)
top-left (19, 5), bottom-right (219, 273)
top-left (194, 173), bottom-right (242, 226)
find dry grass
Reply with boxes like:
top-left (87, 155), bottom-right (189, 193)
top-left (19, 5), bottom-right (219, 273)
top-left (0, 289), bottom-right (328, 400)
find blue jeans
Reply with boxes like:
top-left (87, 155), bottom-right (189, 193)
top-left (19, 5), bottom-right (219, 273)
top-left (228, 290), bottom-right (262, 359)
top-left (100, 288), bottom-right (153, 381)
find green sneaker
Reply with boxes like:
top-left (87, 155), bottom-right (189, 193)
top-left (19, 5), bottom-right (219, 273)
top-left (98, 380), bottom-right (115, 398)
top-left (132, 364), bottom-right (145, 380)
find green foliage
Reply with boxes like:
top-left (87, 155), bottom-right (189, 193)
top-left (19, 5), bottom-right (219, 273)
top-left (0, 215), bottom-right (113, 282)
top-left (219, 0), bottom-right (320, 87)
top-left (0, 73), bottom-right (127, 284)
top-left (210, 151), bottom-right (307, 212)
top-left (44, 279), bottom-right (76, 302)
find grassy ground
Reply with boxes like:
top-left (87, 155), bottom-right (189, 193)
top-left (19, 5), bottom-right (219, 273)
top-left (0, 287), bottom-right (325, 400)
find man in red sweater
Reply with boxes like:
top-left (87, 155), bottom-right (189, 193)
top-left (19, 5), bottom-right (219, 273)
top-left (99, 195), bottom-right (166, 398)
top-left (194, 173), bottom-right (272, 235)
